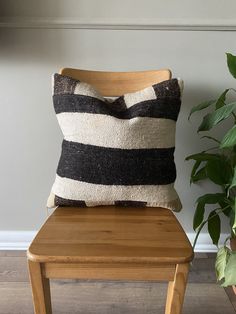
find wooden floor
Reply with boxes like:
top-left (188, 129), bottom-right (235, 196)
top-left (0, 251), bottom-right (235, 314)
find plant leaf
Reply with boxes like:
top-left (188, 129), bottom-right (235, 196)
top-left (206, 157), bottom-right (232, 185)
top-left (191, 166), bottom-right (207, 183)
top-left (208, 210), bottom-right (221, 246)
top-left (215, 246), bottom-right (230, 281)
top-left (229, 166), bottom-right (236, 190)
top-left (230, 209), bottom-right (235, 231)
top-left (201, 135), bottom-right (220, 144)
top-left (227, 53), bottom-right (236, 79)
top-left (221, 253), bottom-right (236, 287)
top-left (190, 160), bottom-right (201, 180)
top-left (220, 125), bottom-right (236, 148)
top-left (232, 198), bottom-right (236, 235)
top-left (215, 89), bottom-right (229, 109)
top-left (186, 152), bottom-right (220, 162)
top-left (193, 193), bottom-right (225, 230)
top-left (193, 202), bottom-right (205, 230)
top-left (198, 101), bottom-right (236, 132)
top-left (196, 193), bottom-right (226, 204)
top-left (188, 100), bottom-right (215, 120)
top-left (219, 200), bottom-right (232, 217)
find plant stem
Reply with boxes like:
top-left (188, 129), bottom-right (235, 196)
top-left (224, 235), bottom-right (231, 246)
top-left (193, 205), bottom-right (231, 249)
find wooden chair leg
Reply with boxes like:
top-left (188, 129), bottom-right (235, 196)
top-left (165, 263), bottom-right (189, 314)
top-left (28, 260), bottom-right (52, 314)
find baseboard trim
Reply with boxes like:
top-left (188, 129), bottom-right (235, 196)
top-left (0, 231), bottom-right (36, 251)
top-left (0, 231), bottom-right (228, 252)
top-left (187, 233), bottom-right (228, 253)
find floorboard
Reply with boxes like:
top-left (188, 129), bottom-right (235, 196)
top-left (0, 281), bottom-right (234, 314)
top-left (0, 251), bottom-right (235, 313)
top-left (225, 287), bottom-right (236, 312)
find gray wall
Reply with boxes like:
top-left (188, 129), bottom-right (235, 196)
top-left (0, 1), bottom-right (236, 237)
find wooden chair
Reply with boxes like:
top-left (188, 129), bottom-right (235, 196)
top-left (27, 68), bottom-right (194, 314)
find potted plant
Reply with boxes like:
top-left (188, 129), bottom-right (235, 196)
top-left (186, 53), bottom-right (236, 291)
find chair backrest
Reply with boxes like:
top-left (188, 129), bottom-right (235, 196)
top-left (60, 68), bottom-right (171, 97)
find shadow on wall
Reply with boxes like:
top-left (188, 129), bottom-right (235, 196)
top-left (0, 28), bottom-right (68, 64)
top-left (0, 0), bottom-right (104, 20)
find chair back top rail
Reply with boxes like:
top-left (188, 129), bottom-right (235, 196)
top-left (60, 68), bottom-right (172, 96)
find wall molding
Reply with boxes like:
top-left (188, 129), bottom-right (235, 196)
top-left (0, 231), bottom-right (229, 252)
top-left (0, 231), bottom-right (36, 251)
top-left (1, 17), bottom-right (236, 31)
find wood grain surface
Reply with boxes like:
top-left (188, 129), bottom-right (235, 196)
top-left (0, 281), bottom-right (235, 314)
top-left (27, 207), bottom-right (193, 264)
top-left (60, 68), bottom-right (171, 96)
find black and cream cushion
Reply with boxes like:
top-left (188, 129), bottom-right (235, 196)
top-left (47, 73), bottom-right (183, 211)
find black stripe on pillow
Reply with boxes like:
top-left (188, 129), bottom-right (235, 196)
top-left (57, 140), bottom-right (176, 185)
top-left (114, 200), bottom-right (147, 207)
top-left (153, 79), bottom-right (181, 99)
top-left (54, 74), bottom-right (77, 95)
top-left (53, 94), bottom-right (181, 121)
top-left (54, 195), bottom-right (87, 207)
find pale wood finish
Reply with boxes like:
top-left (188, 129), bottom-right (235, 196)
top-left (165, 263), bottom-right (189, 314)
top-left (28, 207), bottom-right (193, 314)
top-left (28, 260), bottom-right (52, 314)
top-left (28, 207), bottom-right (193, 264)
top-left (0, 252), bottom-right (217, 284)
top-left (43, 262), bottom-right (175, 281)
top-left (60, 68), bottom-right (172, 96)
top-left (28, 68), bottom-right (193, 314)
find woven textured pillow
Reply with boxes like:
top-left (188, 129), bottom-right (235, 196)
top-left (47, 73), bottom-right (183, 211)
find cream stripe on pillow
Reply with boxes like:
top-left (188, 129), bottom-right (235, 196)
top-left (124, 86), bottom-right (156, 108)
top-left (51, 175), bottom-right (181, 209)
top-left (74, 82), bottom-right (104, 101)
top-left (56, 113), bottom-right (176, 149)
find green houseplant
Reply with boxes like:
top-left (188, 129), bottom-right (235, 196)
top-left (186, 53), bottom-right (236, 290)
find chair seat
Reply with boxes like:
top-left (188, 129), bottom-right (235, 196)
top-left (28, 206), bottom-right (193, 265)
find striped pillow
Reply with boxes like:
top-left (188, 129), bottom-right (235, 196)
top-left (47, 73), bottom-right (183, 211)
